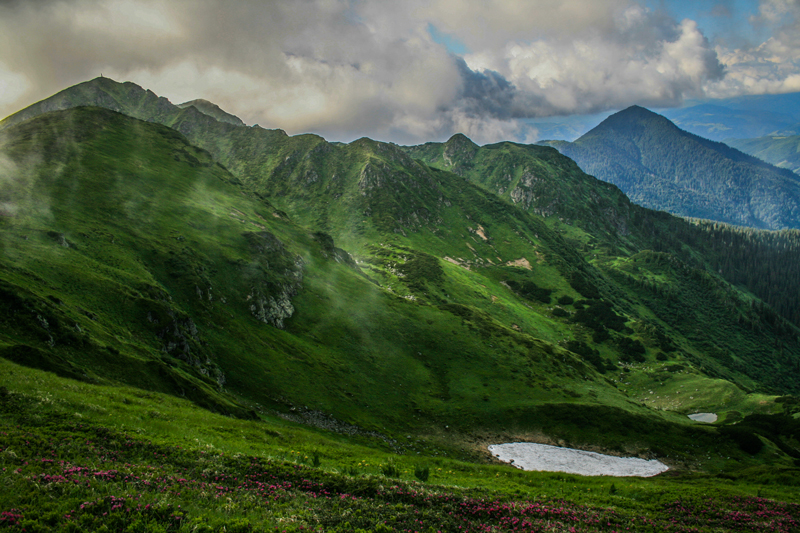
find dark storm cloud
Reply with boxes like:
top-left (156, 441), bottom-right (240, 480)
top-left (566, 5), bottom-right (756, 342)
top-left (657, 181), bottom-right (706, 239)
top-left (454, 58), bottom-right (518, 119)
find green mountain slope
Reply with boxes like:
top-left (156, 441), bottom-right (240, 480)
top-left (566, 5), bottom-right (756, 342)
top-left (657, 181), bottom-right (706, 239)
top-left (3, 361), bottom-right (799, 533)
top-left (404, 132), bottom-right (800, 329)
top-left (2, 85), bottom-right (800, 469)
top-left (540, 106), bottom-right (800, 230)
top-left (177, 98), bottom-right (245, 126)
top-left (0, 107), bottom-right (657, 445)
top-left (3, 81), bottom-right (800, 533)
top-left (0, 107), bottom-right (314, 418)
top-left (727, 134), bottom-right (800, 175)
top-left (6, 78), bottom-right (799, 330)
top-left (404, 134), bottom-right (645, 246)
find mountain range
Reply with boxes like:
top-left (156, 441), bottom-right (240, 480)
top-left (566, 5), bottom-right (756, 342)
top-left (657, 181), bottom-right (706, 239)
top-left (541, 105), bottom-right (800, 231)
top-left (660, 92), bottom-right (800, 141)
top-left (2, 76), bottom-right (800, 530)
top-left (1, 77), bottom-right (799, 489)
top-left (522, 91), bottom-right (800, 143)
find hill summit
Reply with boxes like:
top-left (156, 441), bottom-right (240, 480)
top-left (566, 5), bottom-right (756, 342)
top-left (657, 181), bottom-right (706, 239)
top-left (542, 105), bottom-right (800, 230)
top-left (177, 99), bottom-right (245, 126)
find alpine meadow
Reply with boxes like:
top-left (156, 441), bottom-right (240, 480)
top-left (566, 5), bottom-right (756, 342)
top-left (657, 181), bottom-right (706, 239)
top-left (1, 75), bottom-right (800, 533)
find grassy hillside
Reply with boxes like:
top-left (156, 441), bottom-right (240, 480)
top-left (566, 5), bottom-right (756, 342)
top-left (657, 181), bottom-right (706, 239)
top-left (3, 358), bottom-right (799, 532)
top-left (404, 132), bottom-right (800, 331)
top-left (0, 105), bottom-right (798, 454)
top-left (177, 99), bottom-right (245, 126)
top-left (1, 84), bottom-right (800, 530)
top-left (6, 78), bottom-right (800, 330)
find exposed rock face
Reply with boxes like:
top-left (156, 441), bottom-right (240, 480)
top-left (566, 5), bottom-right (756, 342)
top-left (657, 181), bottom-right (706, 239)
top-left (155, 311), bottom-right (198, 362)
top-left (357, 157), bottom-right (441, 232)
top-left (510, 170), bottom-right (560, 217)
top-left (248, 283), bottom-right (299, 329)
top-left (243, 231), bottom-right (304, 329)
top-left (145, 302), bottom-right (225, 389)
top-left (358, 160), bottom-right (391, 194)
top-left (312, 232), bottom-right (358, 267)
top-left (604, 207), bottom-right (630, 236)
top-left (46, 231), bottom-right (73, 248)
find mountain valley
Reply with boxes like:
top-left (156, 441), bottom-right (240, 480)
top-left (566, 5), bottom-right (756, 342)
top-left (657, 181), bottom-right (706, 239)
top-left (1, 79), bottom-right (799, 532)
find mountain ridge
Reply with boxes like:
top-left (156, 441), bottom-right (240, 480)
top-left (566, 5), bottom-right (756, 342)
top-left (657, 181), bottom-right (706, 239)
top-left (177, 98), bottom-right (245, 126)
top-left (3, 81), bottom-right (800, 448)
top-left (541, 105), bottom-right (800, 230)
top-left (6, 79), bottom-right (800, 329)
top-left (659, 91), bottom-right (800, 141)
top-left (2, 78), bottom-right (800, 533)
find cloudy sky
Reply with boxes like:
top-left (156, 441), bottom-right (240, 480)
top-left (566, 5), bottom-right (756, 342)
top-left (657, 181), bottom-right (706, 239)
top-left (1, 0), bottom-right (799, 144)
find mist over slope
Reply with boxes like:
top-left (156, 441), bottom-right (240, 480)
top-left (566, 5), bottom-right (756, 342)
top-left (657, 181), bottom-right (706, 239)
top-left (6, 77), bottom-right (800, 328)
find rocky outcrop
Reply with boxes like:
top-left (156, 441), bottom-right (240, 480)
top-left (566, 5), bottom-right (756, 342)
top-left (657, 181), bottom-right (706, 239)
top-left (312, 232), bottom-right (358, 267)
top-left (247, 283), bottom-right (298, 329)
top-left (243, 231), bottom-right (304, 329)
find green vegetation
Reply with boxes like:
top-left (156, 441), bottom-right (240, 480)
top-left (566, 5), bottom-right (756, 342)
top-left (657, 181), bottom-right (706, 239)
top-left (1, 79), bottom-right (800, 530)
top-left (177, 99), bottom-right (245, 126)
top-left (405, 126), bottom-right (800, 335)
top-left (2, 359), bottom-right (800, 532)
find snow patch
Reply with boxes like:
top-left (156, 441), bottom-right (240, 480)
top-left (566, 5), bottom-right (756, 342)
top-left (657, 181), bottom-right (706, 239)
top-left (688, 412), bottom-right (717, 423)
top-left (488, 443), bottom-right (669, 477)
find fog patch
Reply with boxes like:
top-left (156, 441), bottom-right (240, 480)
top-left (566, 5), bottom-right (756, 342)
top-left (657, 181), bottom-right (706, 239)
top-left (0, 151), bottom-right (20, 218)
top-left (0, 146), bottom-right (43, 221)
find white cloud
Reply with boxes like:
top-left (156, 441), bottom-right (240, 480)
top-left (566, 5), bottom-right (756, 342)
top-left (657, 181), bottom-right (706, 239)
top-left (751, 0), bottom-right (798, 24)
top-left (417, 0), bottom-right (631, 49)
top-left (705, 0), bottom-right (800, 96)
top-left (463, 6), bottom-right (723, 116)
top-left (2, 0), bottom-right (798, 144)
top-left (71, 0), bottom-right (177, 36)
